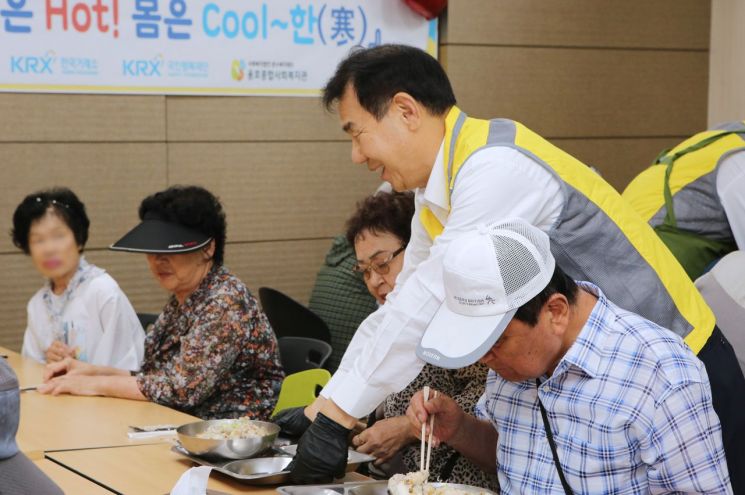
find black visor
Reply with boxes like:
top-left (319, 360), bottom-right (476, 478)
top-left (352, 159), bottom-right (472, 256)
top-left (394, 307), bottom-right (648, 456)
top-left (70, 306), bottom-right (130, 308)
top-left (110, 218), bottom-right (212, 254)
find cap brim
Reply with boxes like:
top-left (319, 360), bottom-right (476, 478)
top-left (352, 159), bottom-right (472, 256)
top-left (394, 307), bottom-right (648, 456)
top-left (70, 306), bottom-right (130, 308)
top-left (417, 303), bottom-right (516, 369)
top-left (109, 219), bottom-right (212, 254)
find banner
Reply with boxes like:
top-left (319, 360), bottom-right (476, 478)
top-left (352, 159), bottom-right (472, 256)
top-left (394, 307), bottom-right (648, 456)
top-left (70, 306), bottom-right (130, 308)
top-left (0, 0), bottom-right (437, 96)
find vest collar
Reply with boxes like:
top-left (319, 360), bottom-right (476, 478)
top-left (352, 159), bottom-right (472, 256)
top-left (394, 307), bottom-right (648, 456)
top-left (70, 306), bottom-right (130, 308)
top-left (421, 139), bottom-right (448, 215)
top-left (421, 106), bottom-right (467, 215)
top-left (444, 106), bottom-right (468, 198)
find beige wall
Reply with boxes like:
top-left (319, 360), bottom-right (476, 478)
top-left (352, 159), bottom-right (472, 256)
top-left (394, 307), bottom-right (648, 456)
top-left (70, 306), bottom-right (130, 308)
top-left (442, 0), bottom-right (710, 188)
top-left (0, 1), bottom-right (711, 351)
top-left (708, 0), bottom-right (745, 126)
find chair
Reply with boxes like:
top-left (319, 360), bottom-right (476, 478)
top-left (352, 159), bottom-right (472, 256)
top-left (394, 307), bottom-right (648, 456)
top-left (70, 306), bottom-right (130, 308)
top-left (272, 368), bottom-right (332, 417)
top-left (136, 312), bottom-right (159, 331)
top-left (258, 287), bottom-right (331, 343)
top-left (278, 337), bottom-right (333, 375)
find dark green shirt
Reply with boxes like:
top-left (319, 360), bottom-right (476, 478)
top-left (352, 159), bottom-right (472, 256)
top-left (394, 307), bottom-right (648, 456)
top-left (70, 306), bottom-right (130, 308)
top-left (308, 236), bottom-right (378, 372)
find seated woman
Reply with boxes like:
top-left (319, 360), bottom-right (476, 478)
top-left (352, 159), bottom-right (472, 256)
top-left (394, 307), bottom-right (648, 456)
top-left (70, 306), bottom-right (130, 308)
top-left (347, 192), bottom-right (499, 490)
top-left (11, 188), bottom-right (144, 370)
top-left (39, 186), bottom-right (285, 420)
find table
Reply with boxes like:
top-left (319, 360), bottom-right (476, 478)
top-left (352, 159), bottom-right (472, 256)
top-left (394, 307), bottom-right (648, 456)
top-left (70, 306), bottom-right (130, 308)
top-left (33, 459), bottom-right (113, 494)
top-left (4, 346), bottom-right (372, 494)
top-left (47, 443), bottom-right (370, 495)
top-left (18, 391), bottom-right (198, 454)
top-left (1, 345), bottom-right (44, 388)
top-left (0, 346), bottom-right (199, 455)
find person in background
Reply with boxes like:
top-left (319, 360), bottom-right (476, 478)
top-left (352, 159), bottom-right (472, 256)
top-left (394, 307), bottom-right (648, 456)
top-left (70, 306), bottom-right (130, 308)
top-left (623, 121), bottom-right (745, 280)
top-left (308, 183), bottom-right (394, 373)
top-left (308, 234), bottom-right (378, 373)
top-left (11, 188), bottom-right (144, 370)
top-left (38, 186), bottom-right (285, 420)
top-left (346, 192), bottom-right (498, 490)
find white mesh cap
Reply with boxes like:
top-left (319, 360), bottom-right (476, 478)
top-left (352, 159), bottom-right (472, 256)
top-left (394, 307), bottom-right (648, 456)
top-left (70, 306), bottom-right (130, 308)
top-left (417, 218), bottom-right (555, 368)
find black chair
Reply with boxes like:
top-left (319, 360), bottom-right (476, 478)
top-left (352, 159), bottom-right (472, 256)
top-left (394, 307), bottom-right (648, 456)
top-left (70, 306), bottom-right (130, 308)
top-left (136, 312), bottom-right (159, 331)
top-left (258, 287), bottom-right (331, 343)
top-left (278, 337), bottom-right (333, 375)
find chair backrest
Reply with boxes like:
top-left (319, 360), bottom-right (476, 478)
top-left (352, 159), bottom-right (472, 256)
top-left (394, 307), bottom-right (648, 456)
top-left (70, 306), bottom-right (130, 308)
top-left (258, 287), bottom-right (331, 343)
top-left (136, 312), bottom-right (159, 331)
top-left (272, 368), bottom-right (332, 417)
top-left (277, 337), bottom-right (333, 375)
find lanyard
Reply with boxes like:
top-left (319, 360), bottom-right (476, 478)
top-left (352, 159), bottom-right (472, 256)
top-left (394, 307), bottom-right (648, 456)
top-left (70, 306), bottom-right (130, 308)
top-left (536, 378), bottom-right (573, 495)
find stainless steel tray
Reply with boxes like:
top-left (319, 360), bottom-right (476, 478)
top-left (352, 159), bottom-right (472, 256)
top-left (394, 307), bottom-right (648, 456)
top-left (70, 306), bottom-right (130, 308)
top-left (172, 443), bottom-right (293, 485)
top-left (275, 480), bottom-right (383, 495)
top-left (276, 481), bottom-right (497, 495)
top-left (172, 442), bottom-right (376, 485)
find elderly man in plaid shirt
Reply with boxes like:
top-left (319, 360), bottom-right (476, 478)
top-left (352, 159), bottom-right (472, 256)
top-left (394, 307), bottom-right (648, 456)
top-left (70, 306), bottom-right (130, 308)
top-left (408, 219), bottom-right (731, 494)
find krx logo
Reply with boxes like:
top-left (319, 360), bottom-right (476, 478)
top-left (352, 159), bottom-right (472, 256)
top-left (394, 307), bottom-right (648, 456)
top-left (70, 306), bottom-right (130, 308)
top-left (11, 55), bottom-right (55, 74)
top-left (123, 58), bottom-right (163, 77)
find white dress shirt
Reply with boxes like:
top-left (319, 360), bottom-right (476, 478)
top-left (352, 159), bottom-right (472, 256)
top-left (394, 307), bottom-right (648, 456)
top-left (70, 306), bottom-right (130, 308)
top-left (22, 272), bottom-right (145, 370)
top-left (717, 150), bottom-right (745, 249)
top-left (322, 141), bottom-right (564, 417)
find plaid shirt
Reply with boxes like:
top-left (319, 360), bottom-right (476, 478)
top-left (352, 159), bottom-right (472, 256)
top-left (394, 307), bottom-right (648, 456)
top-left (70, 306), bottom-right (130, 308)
top-left (476, 282), bottom-right (731, 494)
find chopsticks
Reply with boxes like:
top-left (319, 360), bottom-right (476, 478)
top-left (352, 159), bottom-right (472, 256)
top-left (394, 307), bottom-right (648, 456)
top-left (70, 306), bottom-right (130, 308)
top-left (425, 390), bottom-right (438, 472)
top-left (127, 424), bottom-right (178, 440)
top-left (420, 386), bottom-right (438, 473)
top-left (420, 386), bottom-right (429, 471)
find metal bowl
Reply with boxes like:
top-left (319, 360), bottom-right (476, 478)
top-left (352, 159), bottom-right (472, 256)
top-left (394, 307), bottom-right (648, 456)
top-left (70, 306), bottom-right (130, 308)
top-left (176, 419), bottom-right (280, 459)
top-left (218, 456), bottom-right (293, 484)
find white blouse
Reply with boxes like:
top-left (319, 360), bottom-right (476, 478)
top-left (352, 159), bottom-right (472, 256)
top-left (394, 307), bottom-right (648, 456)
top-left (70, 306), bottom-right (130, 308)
top-left (22, 261), bottom-right (145, 370)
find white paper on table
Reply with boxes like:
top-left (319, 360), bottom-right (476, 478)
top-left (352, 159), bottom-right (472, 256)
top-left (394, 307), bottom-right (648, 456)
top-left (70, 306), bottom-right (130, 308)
top-left (170, 466), bottom-right (213, 495)
top-left (126, 429), bottom-right (177, 440)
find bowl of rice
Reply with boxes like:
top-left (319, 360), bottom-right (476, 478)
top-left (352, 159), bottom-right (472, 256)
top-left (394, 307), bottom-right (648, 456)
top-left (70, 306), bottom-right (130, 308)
top-left (176, 417), bottom-right (280, 459)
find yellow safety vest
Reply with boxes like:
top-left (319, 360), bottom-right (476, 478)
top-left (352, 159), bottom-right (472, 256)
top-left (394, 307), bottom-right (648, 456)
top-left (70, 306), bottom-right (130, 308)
top-left (421, 106), bottom-right (715, 353)
top-left (623, 122), bottom-right (745, 279)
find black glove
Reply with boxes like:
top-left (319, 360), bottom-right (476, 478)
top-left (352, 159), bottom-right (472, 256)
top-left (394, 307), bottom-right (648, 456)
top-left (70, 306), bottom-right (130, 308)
top-left (273, 407), bottom-right (312, 438)
top-left (287, 412), bottom-right (351, 484)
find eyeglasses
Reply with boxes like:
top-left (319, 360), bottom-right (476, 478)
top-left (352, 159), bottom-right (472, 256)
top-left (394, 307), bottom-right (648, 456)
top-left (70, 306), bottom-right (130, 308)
top-left (352, 246), bottom-right (406, 279)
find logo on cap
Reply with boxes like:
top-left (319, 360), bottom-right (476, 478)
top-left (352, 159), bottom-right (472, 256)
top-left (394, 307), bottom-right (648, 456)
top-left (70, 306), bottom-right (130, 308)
top-left (421, 350), bottom-right (441, 361)
top-left (454, 295), bottom-right (497, 306)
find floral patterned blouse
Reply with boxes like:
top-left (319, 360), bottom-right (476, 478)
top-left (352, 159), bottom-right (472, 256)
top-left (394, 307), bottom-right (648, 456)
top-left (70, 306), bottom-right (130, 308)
top-left (135, 265), bottom-right (284, 420)
top-left (384, 362), bottom-right (500, 492)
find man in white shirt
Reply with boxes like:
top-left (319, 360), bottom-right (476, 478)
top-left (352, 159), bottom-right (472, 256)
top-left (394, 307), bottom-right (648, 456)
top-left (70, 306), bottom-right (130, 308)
top-left (718, 151), bottom-right (745, 247)
top-left (285, 44), bottom-right (745, 488)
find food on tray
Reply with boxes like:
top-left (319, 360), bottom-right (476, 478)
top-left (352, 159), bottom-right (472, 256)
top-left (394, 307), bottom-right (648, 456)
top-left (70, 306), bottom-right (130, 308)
top-left (388, 471), bottom-right (429, 495)
top-left (196, 417), bottom-right (270, 440)
top-left (388, 471), bottom-right (491, 495)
